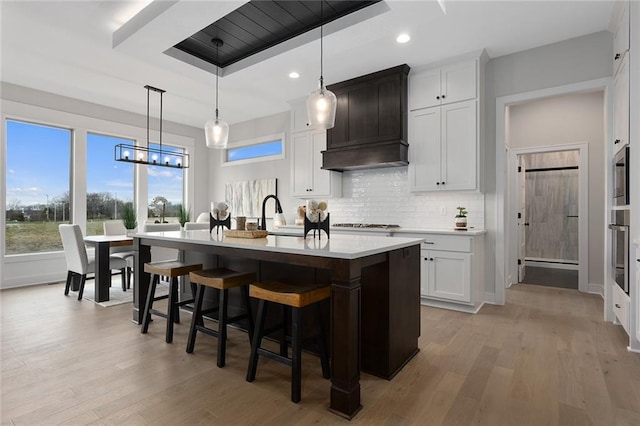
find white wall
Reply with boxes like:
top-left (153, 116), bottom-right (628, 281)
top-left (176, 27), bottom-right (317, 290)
top-left (484, 30), bottom-right (613, 298)
top-left (509, 91), bottom-right (605, 285)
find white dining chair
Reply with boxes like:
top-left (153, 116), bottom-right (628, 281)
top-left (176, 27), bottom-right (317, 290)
top-left (184, 222), bottom-right (209, 230)
top-left (59, 224), bottom-right (128, 301)
top-left (142, 222), bottom-right (182, 263)
top-left (103, 221), bottom-right (135, 290)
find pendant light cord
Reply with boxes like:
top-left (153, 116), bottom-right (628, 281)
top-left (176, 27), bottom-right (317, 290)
top-left (320, 0), bottom-right (324, 87)
top-left (215, 41), bottom-right (220, 120)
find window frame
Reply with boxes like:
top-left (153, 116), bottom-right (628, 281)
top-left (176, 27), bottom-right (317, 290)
top-left (221, 133), bottom-right (286, 166)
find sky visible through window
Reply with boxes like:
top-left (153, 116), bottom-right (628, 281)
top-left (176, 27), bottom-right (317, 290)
top-left (6, 120), bottom-right (185, 211)
top-left (228, 139), bottom-right (282, 162)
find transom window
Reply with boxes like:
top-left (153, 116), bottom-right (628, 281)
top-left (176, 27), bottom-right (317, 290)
top-left (223, 133), bottom-right (285, 165)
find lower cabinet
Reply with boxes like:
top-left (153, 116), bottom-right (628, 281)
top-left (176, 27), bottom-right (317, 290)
top-left (406, 232), bottom-right (484, 313)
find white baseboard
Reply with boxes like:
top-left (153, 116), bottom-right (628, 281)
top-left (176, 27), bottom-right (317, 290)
top-left (1, 273), bottom-right (65, 289)
top-left (588, 282), bottom-right (604, 297)
top-left (421, 297), bottom-right (484, 314)
top-left (484, 292), bottom-right (497, 304)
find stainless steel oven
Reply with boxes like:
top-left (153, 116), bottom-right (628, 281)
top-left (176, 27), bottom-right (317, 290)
top-left (613, 146), bottom-right (630, 206)
top-left (609, 210), bottom-right (630, 294)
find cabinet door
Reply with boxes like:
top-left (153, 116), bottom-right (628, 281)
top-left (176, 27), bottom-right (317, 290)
top-left (309, 130), bottom-right (331, 196)
top-left (291, 132), bottom-right (313, 196)
top-left (441, 100), bottom-right (477, 191)
top-left (290, 98), bottom-right (312, 133)
top-left (409, 107), bottom-right (441, 191)
top-left (408, 68), bottom-right (441, 110)
top-left (441, 60), bottom-right (477, 105)
top-left (613, 1), bottom-right (629, 75)
top-left (420, 254), bottom-right (431, 297)
top-left (613, 56), bottom-right (629, 154)
top-left (428, 251), bottom-right (471, 303)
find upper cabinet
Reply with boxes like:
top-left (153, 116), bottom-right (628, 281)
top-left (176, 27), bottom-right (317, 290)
top-left (408, 60), bottom-right (477, 110)
top-left (613, 55), bottom-right (629, 154)
top-left (612, 0), bottom-right (630, 76)
top-left (408, 51), bottom-right (486, 193)
top-left (290, 129), bottom-right (342, 199)
top-left (289, 97), bottom-right (312, 133)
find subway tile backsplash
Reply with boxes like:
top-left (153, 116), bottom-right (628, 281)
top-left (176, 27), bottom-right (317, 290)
top-left (326, 167), bottom-right (485, 229)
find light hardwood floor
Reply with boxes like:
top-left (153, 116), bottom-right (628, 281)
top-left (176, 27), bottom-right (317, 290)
top-left (2, 282), bottom-right (639, 425)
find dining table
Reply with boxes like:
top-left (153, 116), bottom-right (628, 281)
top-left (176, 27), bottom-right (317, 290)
top-left (84, 234), bottom-right (133, 302)
top-left (131, 229), bottom-right (422, 419)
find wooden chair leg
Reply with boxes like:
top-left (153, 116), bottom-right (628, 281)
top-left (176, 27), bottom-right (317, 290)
top-left (217, 289), bottom-right (229, 368)
top-left (316, 304), bottom-right (330, 379)
top-left (121, 268), bottom-right (127, 291)
top-left (165, 277), bottom-right (179, 343)
top-left (186, 284), bottom-right (205, 354)
top-left (77, 274), bottom-right (87, 301)
top-left (291, 307), bottom-right (302, 403)
top-left (247, 300), bottom-right (268, 382)
top-left (141, 274), bottom-right (159, 334)
top-left (64, 271), bottom-right (73, 295)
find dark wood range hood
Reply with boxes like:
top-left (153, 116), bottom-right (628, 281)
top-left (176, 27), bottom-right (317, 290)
top-left (322, 64), bottom-right (410, 171)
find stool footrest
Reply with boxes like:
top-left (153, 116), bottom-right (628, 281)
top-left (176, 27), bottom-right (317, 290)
top-left (257, 347), bottom-right (293, 367)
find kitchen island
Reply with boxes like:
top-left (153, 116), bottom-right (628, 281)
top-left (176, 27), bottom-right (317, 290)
top-left (131, 230), bottom-right (422, 419)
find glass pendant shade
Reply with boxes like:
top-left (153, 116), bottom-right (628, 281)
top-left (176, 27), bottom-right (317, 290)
top-left (306, 83), bottom-right (337, 129)
top-left (205, 118), bottom-right (229, 149)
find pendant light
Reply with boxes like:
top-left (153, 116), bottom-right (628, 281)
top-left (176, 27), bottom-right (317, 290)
top-left (306, 0), bottom-right (337, 130)
top-left (205, 38), bottom-right (229, 149)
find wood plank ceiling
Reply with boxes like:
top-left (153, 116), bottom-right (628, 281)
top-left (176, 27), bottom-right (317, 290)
top-left (173, 0), bottom-right (381, 69)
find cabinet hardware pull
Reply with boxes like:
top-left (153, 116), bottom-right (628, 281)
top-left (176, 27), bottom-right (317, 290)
top-left (614, 139), bottom-right (621, 144)
top-left (442, 181), bottom-right (445, 185)
top-left (430, 258), bottom-right (434, 261)
top-left (441, 94), bottom-right (446, 99)
top-left (615, 303), bottom-right (621, 308)
top-left (615, 53), bottom-right (621, 60)
top-left (436, 182), bottom-right (440, 185)
top-left (424, 241), bottom-right (435, 244)
top-left (436, 96), bottom-right (440, 100)
top-left (424, 258), bottom-right (428, 261)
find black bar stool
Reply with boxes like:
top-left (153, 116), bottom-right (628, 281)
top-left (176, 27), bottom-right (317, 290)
top-left (141, 260), bottom-right (203, 343)
top-left (186, 268), bottom-right (256, 368)
top-left (246, 281), bottom-right (330, 403)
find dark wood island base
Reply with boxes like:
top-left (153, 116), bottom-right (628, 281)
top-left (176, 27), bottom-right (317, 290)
top-left (132, 232), bottom-right (421, 420)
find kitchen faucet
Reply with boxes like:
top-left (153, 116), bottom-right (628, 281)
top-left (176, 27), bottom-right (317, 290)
top-left (260, 194), bottom-right (283, 231)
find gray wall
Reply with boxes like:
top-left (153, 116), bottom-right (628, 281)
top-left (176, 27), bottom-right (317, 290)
top-left (483, 30), bottom-right (612, 297)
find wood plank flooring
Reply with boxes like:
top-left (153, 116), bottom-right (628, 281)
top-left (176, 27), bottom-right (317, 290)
top-left (2, 282), bottom-right (639, 425)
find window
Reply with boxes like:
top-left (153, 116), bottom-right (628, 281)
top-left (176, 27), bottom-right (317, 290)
top-left (5, 119), bottom-right (71, 254)
top-left (223, 134), bottom-right (285, 165)
top-left (85, 133), bottom-right (135, 236)
top-left (148, 143), bottom-right (184, 222)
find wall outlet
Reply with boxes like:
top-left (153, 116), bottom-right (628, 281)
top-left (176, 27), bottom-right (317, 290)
top-left (440, 206), bottom-right (447, 216)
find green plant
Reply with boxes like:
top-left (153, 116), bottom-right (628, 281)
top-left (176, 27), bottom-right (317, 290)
top-left (177, 204), bottom-right (191, 227)
top-left (455, 207), bottom-right (468, 218)
top-left (120, 204), bottom-right (137, 230)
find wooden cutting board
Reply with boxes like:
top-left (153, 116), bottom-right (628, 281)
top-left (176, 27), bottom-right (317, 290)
top-left (223, 229), bottom-right (269, 239)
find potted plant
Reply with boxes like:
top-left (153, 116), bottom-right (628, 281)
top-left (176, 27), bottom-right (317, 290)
top-left (455, 206), bottom-right (468, 229)
top-left (177, 203), bottom-right (191, 228)
top-left (121, 204), bottom-right (137, 235)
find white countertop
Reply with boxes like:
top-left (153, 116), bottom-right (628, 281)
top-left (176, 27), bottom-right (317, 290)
top-left (131, 230), bottom-right (424, 260)
top-left (274, 225), bottom-right (486, 237)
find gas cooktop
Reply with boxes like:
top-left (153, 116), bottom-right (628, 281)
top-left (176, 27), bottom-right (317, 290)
top-left (333, 223), bottom-right (400, 229)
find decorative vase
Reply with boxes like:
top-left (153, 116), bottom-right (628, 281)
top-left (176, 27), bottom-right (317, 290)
top-left (455, 217), bottom-right (467, 228)
top-left (126, 228), bottom-right (137, 237)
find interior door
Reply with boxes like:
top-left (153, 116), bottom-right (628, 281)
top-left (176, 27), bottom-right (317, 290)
top-left (517, 155), bottom-right (526, 282)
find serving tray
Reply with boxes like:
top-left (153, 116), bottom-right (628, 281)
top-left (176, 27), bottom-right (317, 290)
top-left (223, 230), bottom-right (268, 239)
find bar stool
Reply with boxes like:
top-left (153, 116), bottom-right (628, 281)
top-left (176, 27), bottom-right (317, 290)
top-left (246, 281), bottom-right (330, 403)
top-left (141, 260), bottom-right (203, 343)
top-left (186, 268), bottom-right (256, 368)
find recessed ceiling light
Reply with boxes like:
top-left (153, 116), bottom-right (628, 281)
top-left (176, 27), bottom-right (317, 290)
top-left (289, 72), bottom-right (300, 79)
top-left (396, 33), bottom-right (411, 44)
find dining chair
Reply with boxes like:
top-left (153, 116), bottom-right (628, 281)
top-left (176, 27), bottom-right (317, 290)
top-left (184, 222), bottom-right (209, 230)
top-left (103, 221), bottom-right (135, 290)
top-left (59, 224), bottom-right (128, 301)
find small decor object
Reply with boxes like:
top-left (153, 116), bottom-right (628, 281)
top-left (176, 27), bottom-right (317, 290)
top-left (245, 221), bottom-right (258, 231)
top-left (223, 229), bottom-right (268, 239)
top-left (121, 203), bottom-right (137, 235)
top-left (150, 196), bottom-right (168, 223)
top-left (177, 204), bottom-right (191, 228)
top-left (304, 199), bottom-right (329, 239)
top-left (455, 206), bottom-right (468, 229)
top-left (236, 216), bottom-right (246, 231)
top-left (210, 201), bottom-right (231, 234)
top-left (295, 205), bottom-right (306, 226)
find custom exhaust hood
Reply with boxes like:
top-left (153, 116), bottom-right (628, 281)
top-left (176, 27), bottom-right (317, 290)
top-left (322, 64), bottom-right (410, 172)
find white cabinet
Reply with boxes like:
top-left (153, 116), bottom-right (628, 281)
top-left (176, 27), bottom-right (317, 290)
top-left (409, 60), bottom-right (477, 110)
top-left (403, 232), bottom-right (485, 313)
top-left (613, 55), bottom-right (629, 153)
top-left (612, 282), bottom-right (630, 335)
top-left (290, 98), bottom-right (312, 133)
top-left (612, 0), bottom-right (630, 76)
top-left (421, 250), bottom-right (471, 303)
top-left (409, 100), bottom-right (477, 191)
top-left (290, 130), bottom-right (342, 198)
